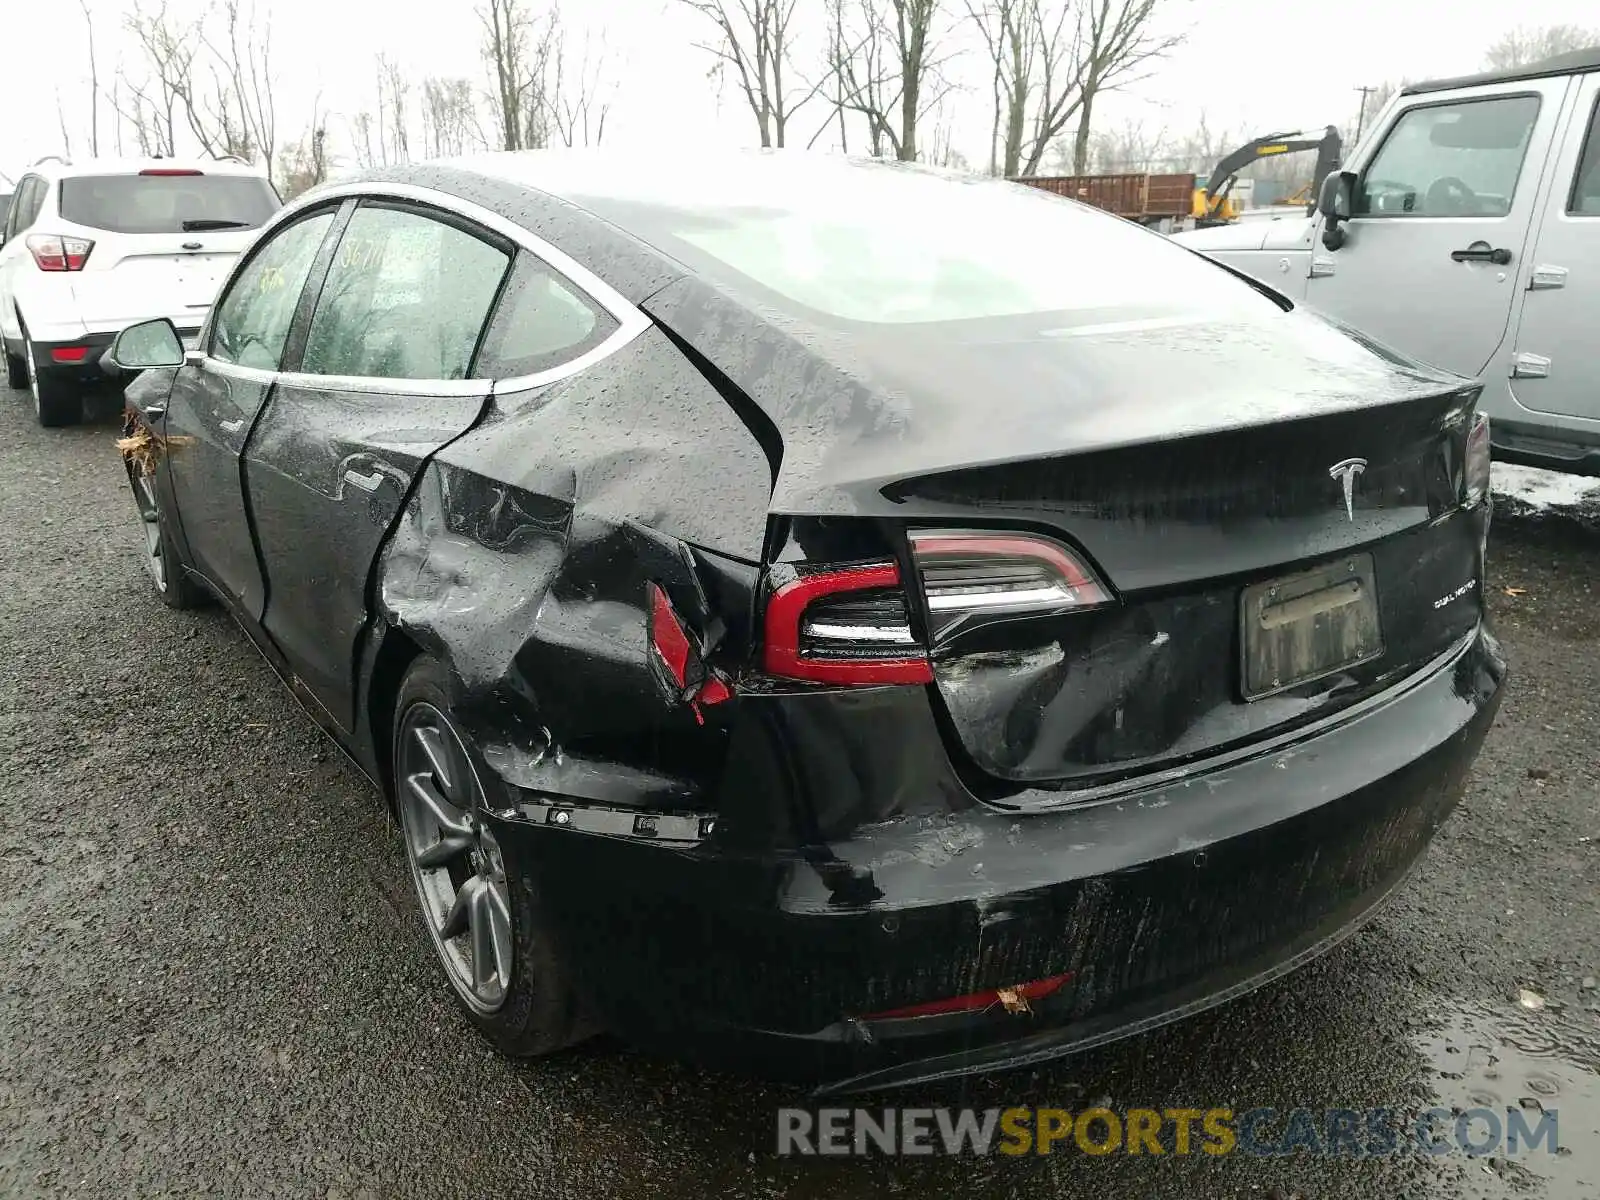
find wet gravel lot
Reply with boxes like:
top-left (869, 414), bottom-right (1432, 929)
top-left (0, 384), bottom-right (1596, 1199)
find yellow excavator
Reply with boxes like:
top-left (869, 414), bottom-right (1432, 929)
top-left (1192, 126), bottom-right (1343, 226)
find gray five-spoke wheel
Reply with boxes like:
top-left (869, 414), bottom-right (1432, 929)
top-left (130, 470), bottom-right (168, 593)
top-left (398, 702), bottom-right (514, 1014)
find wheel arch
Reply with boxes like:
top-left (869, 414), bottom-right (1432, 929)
top-left (365, 621), bottom-right (426, 807)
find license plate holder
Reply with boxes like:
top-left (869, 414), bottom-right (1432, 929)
top-left (1240, 554), bottom-right (1383, 700)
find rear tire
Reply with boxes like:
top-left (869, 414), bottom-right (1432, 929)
top-left (25, 334), bottom-right (81, 428)
top-left (392, 657), bottom-right (597, 1057)
top-left (3, 345), bottom-right (24, 389)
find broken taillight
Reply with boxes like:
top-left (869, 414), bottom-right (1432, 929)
top-left (1463, 413), bottom-right (1491, 508)
top-left (762, 563), bottom-right (934, 686)
top-left (648, 582), bottom-right (731, 720)
top-left (908, 530), bottom-right (1111, 641)
top-left (27, 234), bottom-right (94, 272)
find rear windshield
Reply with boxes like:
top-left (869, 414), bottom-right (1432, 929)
top-left (563, 157), bottom-right (1279, 326)
top-left (58, 173), bottom-right (281, 235)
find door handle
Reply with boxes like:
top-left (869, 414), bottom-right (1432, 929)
top-left (1450, 243), bottom-right (1512, 265)
top-left (1511, 352), bottom-right (1551, 379)
top-left (342, 468), bottom-right (387, 494)
top-left (219, 418), bottom-right (244, 433)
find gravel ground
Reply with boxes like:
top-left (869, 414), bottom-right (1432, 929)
top-left (0, 383), bottom-right (1596, 1200)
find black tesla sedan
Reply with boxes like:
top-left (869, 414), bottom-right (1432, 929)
top-left (110, 150), bottom-right (1504, 1092)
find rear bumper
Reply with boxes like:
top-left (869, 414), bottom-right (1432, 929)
top-left (25, 331), bottom-right (117, 387)
top-left (488, 623), bottom-right (1505, 1090)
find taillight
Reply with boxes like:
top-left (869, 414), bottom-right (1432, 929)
top-left (27, 234), bottom-right (94, 272)
top-left (1463, 413), bottom-right (1491, 507)
top-left (139, 168), bottom-right (204, 176)
top-left (908, 530), bottom-right (1111, 640)
top-left (762, 562), bottom-right (934, 686)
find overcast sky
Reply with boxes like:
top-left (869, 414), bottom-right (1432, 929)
top-left (3, 0), bottom-right (1597, 183)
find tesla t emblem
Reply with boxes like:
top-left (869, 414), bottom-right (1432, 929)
top-left (1328, 458), bottom-right (1368, 522)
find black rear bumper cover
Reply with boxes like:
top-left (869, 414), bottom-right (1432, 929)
top-left (488, 624), bottom-right (1504, 1090)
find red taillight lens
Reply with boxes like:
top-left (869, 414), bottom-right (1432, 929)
top-left (50, 346), bottom-right (89, 364)
top-left (1464, 413), bottom-right (1491, 507)
top-left (908, 530), bottom-right (1111, 641)
top-left (762, 562), bottom-right (934, 686)
top-left (26, 234), bottom-right (94, 272)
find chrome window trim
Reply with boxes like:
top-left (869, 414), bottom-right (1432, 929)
top-left (199, 356), bottom-right (276, 386)
top-left (257, 179), bottom-right (651, 392)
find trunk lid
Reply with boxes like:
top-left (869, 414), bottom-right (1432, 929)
top-left (646, 278), bottom-right (1485, 795)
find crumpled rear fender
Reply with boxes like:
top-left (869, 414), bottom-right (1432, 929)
top-left (367, 326), bottom-right (771, 815)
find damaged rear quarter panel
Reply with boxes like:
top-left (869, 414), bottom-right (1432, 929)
top-left (374, 326), bottom-right (772, 811)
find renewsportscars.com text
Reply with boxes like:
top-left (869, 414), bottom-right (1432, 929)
top-left (776, 1105), bottom-right (1561, 1158)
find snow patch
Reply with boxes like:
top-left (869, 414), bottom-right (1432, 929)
top-left (1492, 463), bottom-right (1600, 510)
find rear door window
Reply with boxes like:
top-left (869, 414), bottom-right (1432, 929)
top-left (472, 253), bottom-right (617, 379)
top-left (1569, 95), bottom-right (1600, 215)
top-left (300, 203), bottom-right (510, 381)
top-left (58, 173), bottom-right (281, 234)
top-left (1357, 95), bottom-right (1541, 217)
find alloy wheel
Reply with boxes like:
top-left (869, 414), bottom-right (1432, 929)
top-left (129, 470), bottom-right (169, 593)
top-left (397, 702), bottom-right (514, 1014)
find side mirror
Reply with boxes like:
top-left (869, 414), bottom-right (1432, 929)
top-left (110, 318), bottom-right (185, 371)
top-left (1318, 170), bottom-right (1356, 250)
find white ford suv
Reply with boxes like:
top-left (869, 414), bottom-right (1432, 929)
top-left (0, 155), bottom-right (282, 426)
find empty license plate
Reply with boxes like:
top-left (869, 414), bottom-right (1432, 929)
top-left (1240, 554), bottom-right (1383, 700)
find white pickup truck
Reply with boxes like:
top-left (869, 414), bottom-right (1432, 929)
top-left (1173, 47), bottom-right (1600, 475)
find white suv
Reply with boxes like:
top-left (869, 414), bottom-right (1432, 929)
top-left (0, 155), bottom-right (282, 426)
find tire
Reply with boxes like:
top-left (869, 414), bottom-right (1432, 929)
top-left (24, 333), bottom-right (81, 427)
top-left (127, 462), bottom-right (207, 609)
top-left (3, 346), bottom-right (24, 389)
top-left (392, 657), bottom-right (596, 1057)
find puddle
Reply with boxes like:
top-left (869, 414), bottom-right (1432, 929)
top-left (1414, 1000), bottom-right (1600, 1198)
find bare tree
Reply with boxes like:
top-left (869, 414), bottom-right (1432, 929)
top-left (377, 55), bottom-right (412, 164)
top-left (1063, 0), bottom-right (1184, 173)
top-left (56, 88), bottom-right (75, 158)
top-left (479, 0), bottom-right (560, 151)
top-left (422, 78), bottom-right (485, 158)
top-left (680, 0), bottom-right (820, 148)
top-left (549, 31), bottom-right (615, 147)
top-left (350, 111), bottom-right (381, 169)
top-left (831, 0), bottom-right (956, 161)
top-left (966, 0), bottom-right (1182, 178)
top-left (1485, 24), bottom-right (1598, 70)
top-left (122, 0), bottom-right (277, 177)
top-left (201, 0), bottom-right (277, 177)
top-left (80, 0), bottom-right (101, 155)
top-left (277, 100), bottom-right (330, 199)
top-left (1085, 117), bottom-right (1167, 172)
top-left (965, 0), bottom-right (1035, 175)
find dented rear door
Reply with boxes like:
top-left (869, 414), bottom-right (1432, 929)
top-left (242, 200), bottom-right (512, 730)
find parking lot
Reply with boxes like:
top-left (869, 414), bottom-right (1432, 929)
top-left (0, 382), bottom-right (1596, 1199)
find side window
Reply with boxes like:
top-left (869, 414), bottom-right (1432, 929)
top-left (8, 177), bottom-right (39, 238)
top-left (210, 209), bottom-right (336, 371)
top-left (1569, 95), bottom-right (1600, 215)
top-left (472, 253), bottom-right (619, 379)
top-left (300, 204), bottom-right (510, 381)
top-left (1357, 95), bottom-right (1540, 217)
